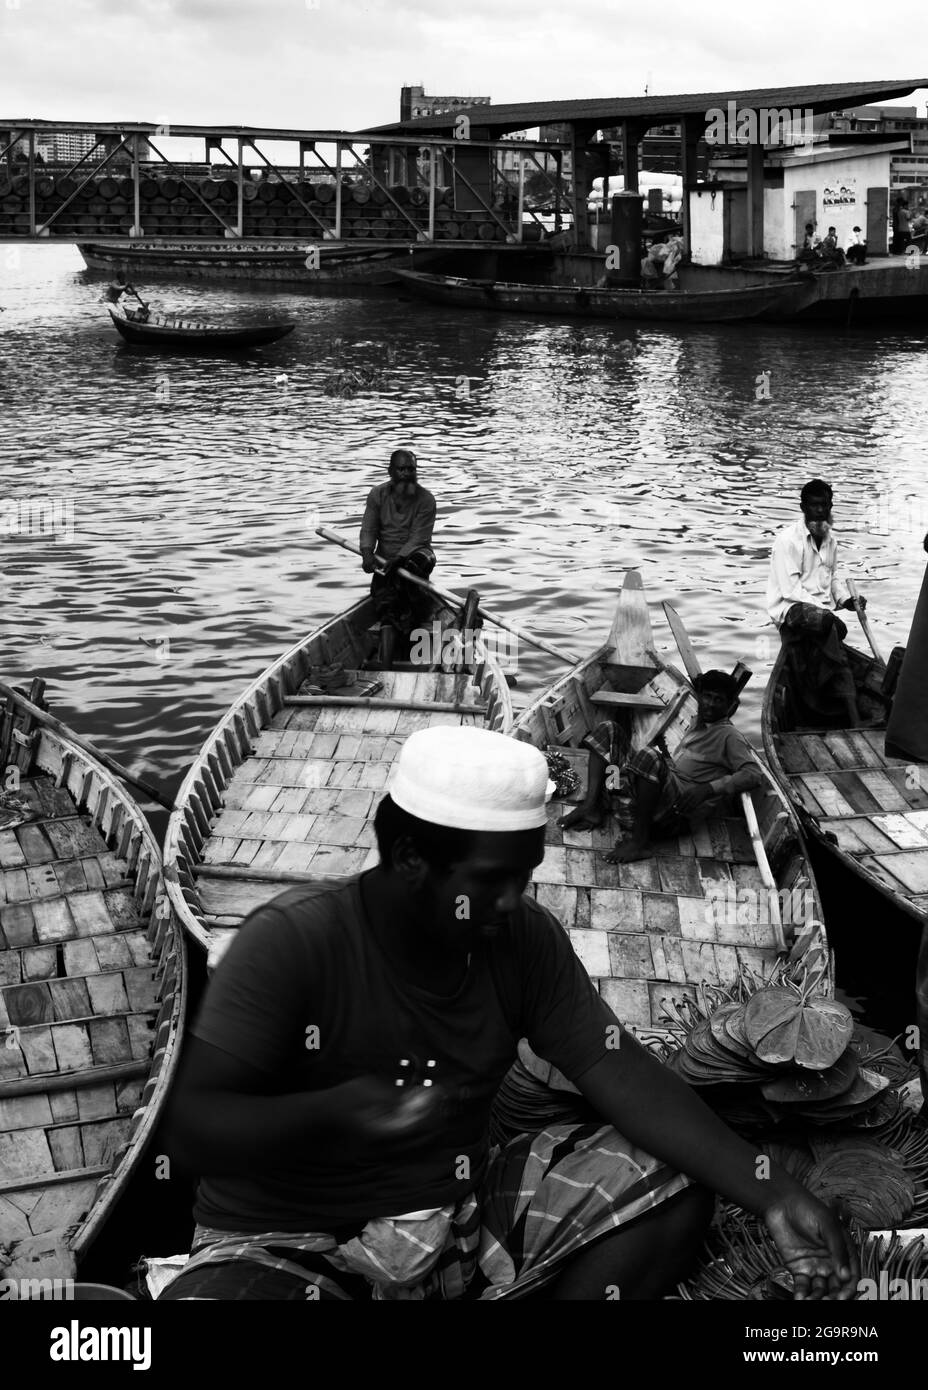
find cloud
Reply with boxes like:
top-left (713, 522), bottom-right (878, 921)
top-left (0, 0), bottom-right (925, 131)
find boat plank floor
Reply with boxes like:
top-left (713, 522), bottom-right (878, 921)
top-left (539, 792), bottom-right (783, 1028)
top-left (0, 758), bottom-right (178, 1261)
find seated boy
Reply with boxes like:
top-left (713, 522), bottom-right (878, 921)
top-left (558, 670), bottom-right (766, 863)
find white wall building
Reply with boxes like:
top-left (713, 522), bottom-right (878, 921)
top-left (689, 142), bottom-right (906, 264)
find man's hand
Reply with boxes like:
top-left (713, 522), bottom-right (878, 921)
top-left (381, 556), bottom-right (402, 578)
top-left (361, 551), bottom-right (377, 574)
top-left (674, 783), bottom-right (713, 815)
top-left (763, 1193), bottom-right (859, 1300)
top-left (840, 595), bottom-right (866, 612)
top-left (327, 1076), bottom-right (442, 1143)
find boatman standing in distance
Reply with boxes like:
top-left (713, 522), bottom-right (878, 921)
top-left (162, 726), bottom-right (858, 1301)
top-left (360, 448), bottom-right (436, 666)
top-left (767, 479), bottom-right (868, 727)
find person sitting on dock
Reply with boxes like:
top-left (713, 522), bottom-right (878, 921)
top-left (359, 448), bottom-right (436, 666)
top-left (559, 671), bottom-right (765, 864)
top-left (796, 222), bottom-right (819, 266)
top-left (767, 479), bottom-right (868, 727)
top-left (816, 228), bottom-right (846, 270)
top-left (161, 725), bottom-right (858, 1302)
top-left (845, 227), bottom-right (867, 266)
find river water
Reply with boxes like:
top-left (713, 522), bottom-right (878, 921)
top-left (1, 243), bottom-right (927, 806)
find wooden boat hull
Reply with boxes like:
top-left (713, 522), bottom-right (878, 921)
top-left (107, 305), bottom-right (295, 350)
top-left (164, 592), bottom-right (513, 956)
top-left (511, 574), bottom-right (829, 1073)
top-left (0, 701), bottom-right (185, 1284)
top-left (395, 269), bottom-right (819, 324)
top-left (763, 641), bottom-right (928, 925)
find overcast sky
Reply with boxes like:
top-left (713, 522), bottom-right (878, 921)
top-left (2, 0), bottom-right (926, 135)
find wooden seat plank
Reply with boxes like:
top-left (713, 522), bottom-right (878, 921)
top-left (854, 770), bottom-right (911, 813)
top-left (870, 813), bottom-right (928, 850)
top-left (858, 850), bottom-right (928, 896)
top-left (827, 772), bottom-right (886, 815)
top-left (797, 735), bottom-right (842, 772)
top-left (845, 731), bottom-right (885, 768)
top-left (796, 774), bottom-right (855, 818)
top-left (821, 732), bottom-right (868, 771)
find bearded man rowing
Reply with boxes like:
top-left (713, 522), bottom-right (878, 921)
top-left (360, 448), bottom-right (436, 666)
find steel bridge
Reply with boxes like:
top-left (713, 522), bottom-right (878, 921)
top-left (0, 120), bottom-right (571, 246)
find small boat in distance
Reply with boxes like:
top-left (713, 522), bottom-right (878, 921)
top-left (106, 305), bottom-right (296, 351)
top-left (395, 269), bottom-right (820, 325)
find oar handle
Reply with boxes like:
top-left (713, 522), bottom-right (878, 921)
top-left (316, 526), bottom-right (579, 664)
top-left (0, 681), bottom-right (173, 810)
top-left (846, 579), bottom-right (884, 664)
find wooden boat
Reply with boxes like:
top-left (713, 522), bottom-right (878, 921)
top-left (395, 268), bottom-right (820, 325)
top-left (763, 639), bottom-right (928, 926)
top-left (164, 590), bottom-right (513, 957)
top-left (511, 572), bottom-right (830, 1065)
top-left (0, 681), bottom-right (185, 1286)
top-left (106, 305), bottom-right (295, 350)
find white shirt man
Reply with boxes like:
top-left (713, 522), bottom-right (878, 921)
top-left (766, 517), bottom-right (846, 628)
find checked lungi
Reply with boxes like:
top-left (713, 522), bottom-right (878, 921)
top-left (779, 601), bottom-right (854, 721)
top-left (624, 745), bottom-right (735, 824)
top-left (370, 546), bottom-right (436, 640)
top-left (158, 1121), bottom-right (689, 1302)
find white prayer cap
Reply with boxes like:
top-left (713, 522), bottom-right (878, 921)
top-left (389, 727), bottom-right (549, 832)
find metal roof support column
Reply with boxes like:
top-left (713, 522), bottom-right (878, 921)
top-left (569, 122), bottom-right (597, 247)
top-left (620, 120), bottom-right (640, 193)
top-left (27, 131), bottom-right (36, 237)
top-left (680, 115), bottom-right (701, 257)
top-left (747, 141), bottom-right (765, 258)
top-left (132, 134), bottom-right (142, 238)
top-left (236, 139), bottom-right (244, 237)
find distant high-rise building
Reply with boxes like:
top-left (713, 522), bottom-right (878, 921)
top-left (400, 85), bottom-right (491, 122)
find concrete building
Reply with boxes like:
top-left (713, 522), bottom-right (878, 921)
top-left (400, 86), bottom-right (490, 121)
top-left (691, 141), bottom-right (905, 263)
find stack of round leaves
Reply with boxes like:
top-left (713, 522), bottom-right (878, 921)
top-left (743, 988), bottom-right (854, 1069)
top-left (666, 985), bottom-right (901, 1130)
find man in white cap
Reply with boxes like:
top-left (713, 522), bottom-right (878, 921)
top-left (163, 726), bottom-right (857, 1301)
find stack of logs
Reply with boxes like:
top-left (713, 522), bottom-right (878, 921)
top-left (0, 173), bottom-right (513, 241)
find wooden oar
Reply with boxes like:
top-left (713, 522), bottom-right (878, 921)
top-left (846, 579), bottom-right (884, 664)
top-left (661, 601), bottom-right (703, 684)
top-left (0, 681), bottom-right (173, 810)
top-left (658, 604), bottom-right (786, 950)
top-left (317, 525), bottom-right (579, 664)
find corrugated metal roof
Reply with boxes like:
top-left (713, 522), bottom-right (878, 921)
top-left (367, 79), bottom-right (928, 137)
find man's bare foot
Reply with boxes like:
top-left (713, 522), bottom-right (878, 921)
top-left (558, 804), bottom-right (606, 831)
top-left (602, 837), bottom-right (654, 864)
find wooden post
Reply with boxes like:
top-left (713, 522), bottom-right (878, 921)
top-left (516, 152), bottom-right (525, 242)
top-left (555, 150), bottom-right (563, 234)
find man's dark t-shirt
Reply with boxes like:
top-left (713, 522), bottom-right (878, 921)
top-left (190, 875), bottom-right (618, 1233)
